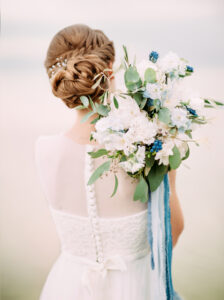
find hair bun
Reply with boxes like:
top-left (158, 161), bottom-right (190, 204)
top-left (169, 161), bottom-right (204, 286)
top-left (44, 24), bottom-right (115, 109)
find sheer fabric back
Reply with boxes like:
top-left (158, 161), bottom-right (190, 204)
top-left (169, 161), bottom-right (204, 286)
top-left (34, 132), bottom-right (148, 218)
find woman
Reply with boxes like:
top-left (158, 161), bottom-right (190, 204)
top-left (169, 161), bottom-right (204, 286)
top-left (35, 23), bottom-right (184, 300)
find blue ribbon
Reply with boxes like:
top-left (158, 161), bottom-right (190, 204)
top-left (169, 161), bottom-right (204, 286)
top-left (164, 173), bottom-right (174, 299)
top-left (147, 189), bottom-right (155, 269)
top-left (147, 173), bottom-right (182, 300)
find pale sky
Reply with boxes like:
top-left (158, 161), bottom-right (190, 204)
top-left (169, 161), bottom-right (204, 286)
top-left (1, 0), bottom-right (224, 71)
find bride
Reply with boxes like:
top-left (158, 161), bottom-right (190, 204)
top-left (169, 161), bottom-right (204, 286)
top-left (35, 23), bottom-right (184, 300)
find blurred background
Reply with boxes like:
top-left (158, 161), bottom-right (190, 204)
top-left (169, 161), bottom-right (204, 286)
top-left (1, 0), bottom-right (224, 299)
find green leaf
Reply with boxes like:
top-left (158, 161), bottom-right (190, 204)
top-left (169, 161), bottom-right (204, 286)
top-left (110, 174), bottom-right (118, 197)
top-left (91, 76), bottom-right (102, 90)
top-left (88, 149), bottom-right (108, 158)
top-left (133, 175), bottom-right (149, 203)
top-left (80, 111), bottom-right (95, 123)
top-left (147, 163), bottom-right (168, 192)
top-left (144, 68), bottom-right (157, 83)
top-left (75, 105), bottom-right (86, 110)
top-left (182, 145), bottom-right (190, 161)
top-left (140, 98), bottom-right (147, 109)
top-left (145, 154), bottom-right (155, 168)
top-left (89, 97), bottom-right (96, 112)
top-left (124, 66), bottom-right (142, 91)
top-left (90, 116), bottom-right (100, 124)
top-left (122, 45), bottom-right (129, 65)
top-left (133, 92), bottom-right (143, 106)
top-left (169, 145), bottom-right (181, 169)
top-left (95, 103), bottom-right (110, 116)
top-left (125, 66), bottom-right (140, 82)
top-left (80, 96), bottom-right (89, 107)
top-left (113, 96), bottom-right (119, 109)
top-left (87, 160), bottom-right (111, 185)
top-left (158, 107), bottom-right (171, 124)
top-left (185, 130), bottom-right (192, 139)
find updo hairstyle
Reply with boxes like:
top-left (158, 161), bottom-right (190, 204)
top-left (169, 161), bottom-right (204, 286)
top-left (44, 24), bottom-right (115, 108)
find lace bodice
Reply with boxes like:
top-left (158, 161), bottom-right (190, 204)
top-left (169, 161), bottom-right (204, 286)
top-left (49, 206), bottom-right (149, 261)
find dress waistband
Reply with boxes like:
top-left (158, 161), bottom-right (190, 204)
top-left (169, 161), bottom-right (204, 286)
top-left (60, 249), bottom-right (150, 300)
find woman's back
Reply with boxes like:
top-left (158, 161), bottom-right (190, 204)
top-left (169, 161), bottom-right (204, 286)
top-left (35, 132), bottom-right (148, 217)
top-left (34, 132), bottom-right (152, 300)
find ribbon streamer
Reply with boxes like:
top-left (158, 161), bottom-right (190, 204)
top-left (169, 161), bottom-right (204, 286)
top-left (148, 173), bottom-right (182, 300)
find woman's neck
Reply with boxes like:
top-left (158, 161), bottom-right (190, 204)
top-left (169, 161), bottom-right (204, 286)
top-left (64, 78), bottom-right (115, 145)
top-left (64, 109), bottom-right (98, 145)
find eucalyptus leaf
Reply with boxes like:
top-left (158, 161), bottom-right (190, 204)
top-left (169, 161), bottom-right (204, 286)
top-left (158, 107), bottom-right (171, 124)
top-left (133, 92), bottom-right (143, 106)
top-left (144, 68), bottom-right (157, 83)
top-left (133, 175), bottom-right (149, 203)
top-left (122, 45), bottom-right (129, 65)
top-left (90, 116), bottom-right (100, 124)
top-left (125, 66), bottom-right (140, 82)
top-left (139, 98), bottom-right (147, 109)
top-left (147, 163), bottom-right (168, 192)
top-left (88, 149), bottom-right (108, 158)
top-left (89, 98), bottom-right (96, 112)
top-left (75, 105), bottom-right (86, 110)
top-left (113, 96), bottom-right (119, 109)
top-left (80, 111), bottom-right (95, 123)
top-left (124, 66), bottom-right (142, 91)
top-left (182, 145), bottom-right (190, 161)
top-left (95, 103), bottom-right (110, 116)
top-left (80, 96), bottom-right (89, 107)
top-left (110, 174), bottom-right (118, 197)
top-left (91, 76), bottom-right (102, 90)
top-left (169, 145), bottom-right (181, 169)
top-left (87, 160), bottom-right (111, 185)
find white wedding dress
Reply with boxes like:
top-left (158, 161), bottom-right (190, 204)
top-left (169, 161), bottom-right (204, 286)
top-left (34, 132), bottom-right (153, 300)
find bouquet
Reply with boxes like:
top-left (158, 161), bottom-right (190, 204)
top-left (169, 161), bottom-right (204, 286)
top-left (76, 46), bottom-right (223, 201)
top-left (76, 46), bottom-right (223, 299)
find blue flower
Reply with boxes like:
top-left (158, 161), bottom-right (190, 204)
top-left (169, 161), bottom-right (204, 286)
top-left (149, 51), bottom-right (159, 63)
top-left (150, 139), bottom-right (163, 153)
top-left (146, 98), bottom-right (154, 108)
top-left (186, 106), bottom-right (198, 117)
top-left (186, 65), bottom-right (194, 73)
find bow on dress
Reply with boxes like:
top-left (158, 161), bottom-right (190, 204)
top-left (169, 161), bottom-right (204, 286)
top-left (81, 255), bottom-right (127, 299)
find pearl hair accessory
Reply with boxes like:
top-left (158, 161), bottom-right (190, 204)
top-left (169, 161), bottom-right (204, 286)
top-left (48, 56), bottom-right (68, 79)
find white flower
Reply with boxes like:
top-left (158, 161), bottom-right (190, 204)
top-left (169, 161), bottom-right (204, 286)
top-left (119, 145), bottom-right (146, 173)
top-left (154, 139), bottom-right (174, 165)
top-left (126, 113), bottom-right (157, 145)
top-left (145, 83), bottom-right (162, 100)
top-left (163, 81), bottom-right (185, 109)
top-left (170, 107), bottom-right (190, 130)
top-left (158, 52), bottom-right (186, 77)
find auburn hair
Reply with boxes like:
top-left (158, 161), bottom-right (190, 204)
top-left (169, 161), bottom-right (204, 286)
top-left (44, 24), bottom-right (115, 108)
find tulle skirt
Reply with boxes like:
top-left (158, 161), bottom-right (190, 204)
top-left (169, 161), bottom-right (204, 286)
top-left (39, 251), bottom-right (152, 300)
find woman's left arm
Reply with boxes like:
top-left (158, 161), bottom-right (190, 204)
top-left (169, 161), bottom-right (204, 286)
top-left (168, 170), bottom-right (184, 247)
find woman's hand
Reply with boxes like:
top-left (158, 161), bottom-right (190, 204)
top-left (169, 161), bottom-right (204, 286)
top-left (168, 170), bottom-right (184, 247)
